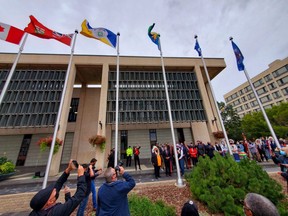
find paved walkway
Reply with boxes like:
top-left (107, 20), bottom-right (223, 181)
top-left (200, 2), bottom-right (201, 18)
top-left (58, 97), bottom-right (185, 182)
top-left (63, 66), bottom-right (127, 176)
top-left (0, 160), bottom-right (278, 215)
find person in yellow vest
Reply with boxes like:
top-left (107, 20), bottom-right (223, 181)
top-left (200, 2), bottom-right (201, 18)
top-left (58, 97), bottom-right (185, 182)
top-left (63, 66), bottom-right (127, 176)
top-left (126, 146), bottom-right (133, 167)
top-left (151, 146), bottom-right (162, 179)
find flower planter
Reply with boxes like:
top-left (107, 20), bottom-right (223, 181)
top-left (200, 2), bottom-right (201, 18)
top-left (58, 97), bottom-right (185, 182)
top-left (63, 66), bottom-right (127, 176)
top-left (213, 131), bottom-right (225, 138)
top-left (89, 135), bottom-right (106, 152)
top-left (37, 136), bottom-right (63, 154)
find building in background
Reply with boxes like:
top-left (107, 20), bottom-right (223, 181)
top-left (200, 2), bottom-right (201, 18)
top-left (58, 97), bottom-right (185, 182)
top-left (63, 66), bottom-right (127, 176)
top-left (0, 53), bottom-right (225, 174)
top-left (224, 57), bottom-right (288, 118)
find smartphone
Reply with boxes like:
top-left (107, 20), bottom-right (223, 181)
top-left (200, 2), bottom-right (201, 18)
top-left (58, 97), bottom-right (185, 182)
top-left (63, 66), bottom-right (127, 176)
top-left (72, 160), bottom-right (79, 168)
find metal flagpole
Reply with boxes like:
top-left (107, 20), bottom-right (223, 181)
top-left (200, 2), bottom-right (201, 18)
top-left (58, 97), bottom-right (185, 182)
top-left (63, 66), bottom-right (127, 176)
top-left (158, 38), bottom-right (185, 187)
top-left (243, 68), bottom-right (281, 149)
top-left (230, 37), bottom-right (281, 149)
top-left (195, 35), bottom-right (233, 155)
top-left (114, 33), bottom-right (120, 167)
top-left (42, 30), bottom-right (78, 188)
top-left (0, 33), bottom-right (28, 106)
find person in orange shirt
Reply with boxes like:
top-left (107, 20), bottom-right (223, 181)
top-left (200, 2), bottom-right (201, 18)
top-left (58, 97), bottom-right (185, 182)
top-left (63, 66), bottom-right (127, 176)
top-left (189, 144), bottom-right (198, 167)
top-left (151, 146), bottom-right (162, 179)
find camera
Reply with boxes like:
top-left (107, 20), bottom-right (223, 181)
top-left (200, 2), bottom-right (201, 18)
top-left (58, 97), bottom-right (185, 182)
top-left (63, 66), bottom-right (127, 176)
top-left (115, 161), bottom-right (124, 173)
top-left (72, 160), bottom-right (79, 168)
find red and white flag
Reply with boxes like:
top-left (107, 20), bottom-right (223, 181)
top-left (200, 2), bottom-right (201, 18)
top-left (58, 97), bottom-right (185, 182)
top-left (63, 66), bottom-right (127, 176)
top-left (24, 15), bottom-right (73, 46)
top-left (0, 22), bottom-right (25, 45)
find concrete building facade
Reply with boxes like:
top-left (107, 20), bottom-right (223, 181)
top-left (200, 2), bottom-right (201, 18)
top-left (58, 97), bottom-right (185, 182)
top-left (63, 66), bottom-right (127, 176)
top-left (0, 53), bottom-right (225, 175)
top-left (224, 57), bottom-right (288, 118)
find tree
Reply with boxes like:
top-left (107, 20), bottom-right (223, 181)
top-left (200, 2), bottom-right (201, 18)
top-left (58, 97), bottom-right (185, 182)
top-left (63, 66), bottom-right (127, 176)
top-left (241, 102), bottom-right (288, 139)
top-left (218, 102), bottom-right (242, 141)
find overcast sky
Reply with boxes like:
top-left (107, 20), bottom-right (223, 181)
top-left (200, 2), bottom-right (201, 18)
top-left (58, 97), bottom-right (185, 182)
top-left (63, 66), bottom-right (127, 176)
top-left (1, 0), bottom-right (287, 101)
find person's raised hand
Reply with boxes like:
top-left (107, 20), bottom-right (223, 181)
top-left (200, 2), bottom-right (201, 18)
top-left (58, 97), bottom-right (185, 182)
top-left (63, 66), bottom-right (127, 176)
top-left (119, 166), bottom-right (125, 175)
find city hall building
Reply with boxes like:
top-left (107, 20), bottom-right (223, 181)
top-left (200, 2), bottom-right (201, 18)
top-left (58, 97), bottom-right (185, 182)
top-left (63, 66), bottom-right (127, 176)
top-left (0, 53), bottom-right (225, 175)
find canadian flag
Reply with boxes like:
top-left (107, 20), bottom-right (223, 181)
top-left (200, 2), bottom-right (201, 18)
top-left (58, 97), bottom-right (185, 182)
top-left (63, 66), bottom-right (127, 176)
top-left (0, 22), bottom-right (25, 45)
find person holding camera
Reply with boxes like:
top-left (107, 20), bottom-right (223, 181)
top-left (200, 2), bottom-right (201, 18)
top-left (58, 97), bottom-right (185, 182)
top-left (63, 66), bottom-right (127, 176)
top-left (76, 162), bottom-right (95, 216)
top-left (97, 165), bottom-right (136, 216)
top-left (90, 158), bottom-right (102, 212)
top-left (29, 159), bottom-right (86, 216)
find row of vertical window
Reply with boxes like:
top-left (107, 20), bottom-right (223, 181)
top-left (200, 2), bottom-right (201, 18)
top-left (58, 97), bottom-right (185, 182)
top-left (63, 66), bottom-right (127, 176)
top-left (107, 110), bottom-right (206, 123)
top-left (0, 101), bottom-right (60, 114)
top-left (4, 90), bottom-right (62, 102)
top-left (107, 89), bottom-right (201, 100)
top-left (2, 80), bottom-right (64, 91)
top-left (107, 100), bottom-right (203, 111)
top-left (0, 69), bottom-right (66, 80)
top-left (109, 71), bottom-right (196, 81)
top-left (109, 81), bottom-right (199, 90)
top-left (0, 114), bottom-right (57, 127)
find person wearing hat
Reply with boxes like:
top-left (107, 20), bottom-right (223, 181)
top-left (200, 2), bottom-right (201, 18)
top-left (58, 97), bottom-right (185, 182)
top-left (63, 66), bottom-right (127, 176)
top-left (181, 200), bottom-right (200, 216)
top-left (29, 159), bottom-right (86, 216)
top-left (243, 193), bottom-right (279, 216)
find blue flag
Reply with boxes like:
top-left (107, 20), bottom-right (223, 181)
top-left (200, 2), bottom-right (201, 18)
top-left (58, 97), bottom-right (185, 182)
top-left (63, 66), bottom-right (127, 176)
top-left (194, 40), bottom-right (202, 56)
top-left (148, 23), bottom-right (161, 50)
top-left (231, 40), bottom-right (245, 71)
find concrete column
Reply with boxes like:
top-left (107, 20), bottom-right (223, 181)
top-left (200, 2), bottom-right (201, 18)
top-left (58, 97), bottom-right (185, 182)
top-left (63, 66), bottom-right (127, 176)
top-left (191, 122), bottom-right (210, 143)
top-left (96, 63), bottom-right (109, 168)
top-left (49, 64), bottom-right (77, 176)
top-left (194, 64), bottom-right (215, 142)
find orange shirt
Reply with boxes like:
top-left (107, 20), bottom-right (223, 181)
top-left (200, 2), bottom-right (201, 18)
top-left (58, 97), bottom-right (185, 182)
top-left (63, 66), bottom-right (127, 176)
top-left (157, 154), bottom-right (161, 166)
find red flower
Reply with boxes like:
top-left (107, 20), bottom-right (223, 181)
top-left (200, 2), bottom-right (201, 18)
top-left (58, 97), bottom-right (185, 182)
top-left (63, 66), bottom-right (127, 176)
top-left (37, 136), bottom-right (63, 154)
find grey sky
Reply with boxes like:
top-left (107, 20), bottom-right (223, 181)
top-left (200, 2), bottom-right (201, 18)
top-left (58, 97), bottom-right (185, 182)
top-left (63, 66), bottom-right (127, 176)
top-left (1, 0), bottom-right (287, 101)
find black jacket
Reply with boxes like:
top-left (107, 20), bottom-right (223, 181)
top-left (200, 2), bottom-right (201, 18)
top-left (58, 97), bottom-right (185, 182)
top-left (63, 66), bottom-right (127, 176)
top-left (29, 172), bottom-right (86, 216)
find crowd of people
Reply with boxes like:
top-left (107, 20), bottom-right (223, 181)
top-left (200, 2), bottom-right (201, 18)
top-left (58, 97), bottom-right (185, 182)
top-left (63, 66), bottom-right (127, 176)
top-left (145, 136), bottom-right (288, 180)
top-left (28, 135), bottom-right (287, 215)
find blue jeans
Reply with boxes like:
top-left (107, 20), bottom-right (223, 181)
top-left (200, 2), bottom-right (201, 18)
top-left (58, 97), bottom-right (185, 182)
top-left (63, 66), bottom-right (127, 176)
top-left (91, 180), bottom-right (97, 209)
top-left (77, 195), bottom-right (89, 216)
top-left (179, 158), bottom-right (185, 176)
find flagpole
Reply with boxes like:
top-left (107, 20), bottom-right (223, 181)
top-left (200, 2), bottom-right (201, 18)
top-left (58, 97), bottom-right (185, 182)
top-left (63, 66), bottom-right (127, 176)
top-left (0, 33), bottom-right (28, 106)
top-left (114, 33), bottom-right (120, 167)
top-left (230, 37), bottom-right (281, 149)
top-left (159, 38), bottom-right (184, 187)
top-left (243, 68), bottom-right (281, 149)
top-left (42, 30), bottom-right (78, 188)
top-left (195, 35), bottom-right (232, 155)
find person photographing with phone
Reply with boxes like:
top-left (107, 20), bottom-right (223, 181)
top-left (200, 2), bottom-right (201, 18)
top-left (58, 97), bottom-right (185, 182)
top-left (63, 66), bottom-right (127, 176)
top-left (29, 159), bottom-right (86, 216)
top-left (97, 163), bottom-right (136, 216)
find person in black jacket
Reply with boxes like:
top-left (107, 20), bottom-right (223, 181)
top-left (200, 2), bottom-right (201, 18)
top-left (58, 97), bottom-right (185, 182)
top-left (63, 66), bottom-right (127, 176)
top-left (29, 159), bottom-right (86, 216)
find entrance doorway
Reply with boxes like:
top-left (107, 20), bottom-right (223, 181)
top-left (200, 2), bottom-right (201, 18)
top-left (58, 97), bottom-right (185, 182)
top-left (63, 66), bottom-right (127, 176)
top-left (177, 128), bottom-right (185, 143)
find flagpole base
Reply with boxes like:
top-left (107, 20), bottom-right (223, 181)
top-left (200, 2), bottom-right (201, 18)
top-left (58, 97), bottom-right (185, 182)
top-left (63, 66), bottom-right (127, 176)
top-left (175, 178), bottom-right (186, 188)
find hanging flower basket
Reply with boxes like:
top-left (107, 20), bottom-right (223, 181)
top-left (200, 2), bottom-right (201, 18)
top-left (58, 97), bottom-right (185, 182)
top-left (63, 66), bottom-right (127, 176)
top-left (37, 136), bottom-right (63, 155)
top-left (89, 135), bottom-right (106, 152)
top-left (213, 131), bottom-right (225, 138)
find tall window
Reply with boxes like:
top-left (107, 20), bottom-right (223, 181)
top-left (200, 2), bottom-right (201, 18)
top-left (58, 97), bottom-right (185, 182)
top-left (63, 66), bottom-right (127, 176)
top-left (120, 130), bottom-right (128, 159)
top-left (149, 129), bottom-right (157, 147)
top-left (68, 98), bottom-right (79, 122)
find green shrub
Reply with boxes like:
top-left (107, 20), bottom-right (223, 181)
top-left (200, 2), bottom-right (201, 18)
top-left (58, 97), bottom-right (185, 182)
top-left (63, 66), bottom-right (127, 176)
top-left (0, 162), bottom-right (15, 174)
top-left (0, 156), bottom-right (9, 165)
top-left (129, 194), bottom-right (176, 216)
top-left (186, 153), bottom-right (288, 215)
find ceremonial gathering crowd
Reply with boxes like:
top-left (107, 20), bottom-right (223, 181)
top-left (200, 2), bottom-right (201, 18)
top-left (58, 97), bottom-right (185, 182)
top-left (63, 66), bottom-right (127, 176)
top-left (27, 136), bottom-right (287, 216)
top-left (145, 136), bottom-right (288, 180)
